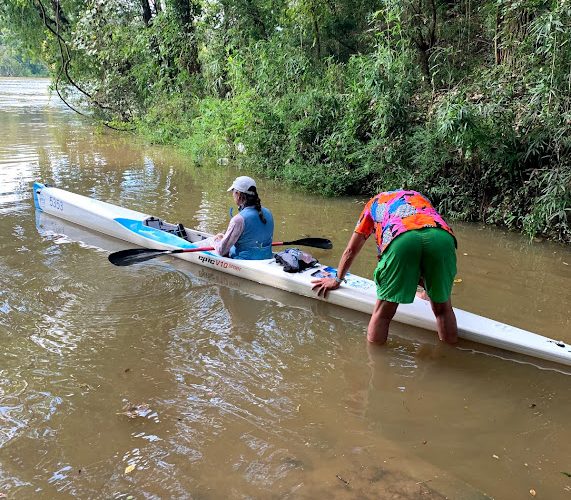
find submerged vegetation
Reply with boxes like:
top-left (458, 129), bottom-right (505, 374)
top-left (1, 0), bottom-right (569, 242)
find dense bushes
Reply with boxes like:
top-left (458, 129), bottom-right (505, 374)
top-left (1, 0), bottom-right (569, 242)
top-left (174, 3), bottom-right (570, 243)
top-left (178, 34), bottom-right (570, 242)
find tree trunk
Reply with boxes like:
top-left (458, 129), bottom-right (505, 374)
top-left (410, 0), bottom-right (437, 80)
top-left (171, 0), bottom-right (201, 74)
top-left (245, 0), bottom-right (268, 39)
top-left (50, 0), bottom-right (69, 28)
top-left (141, 0), bottom-right (153, 26)
top-left (310, 3), bottom-right (322, 59)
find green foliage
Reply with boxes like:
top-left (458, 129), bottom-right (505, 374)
top-left (0, 0), bottom-right (569, 242)
top-left (522, 167), bottom-right (571, 242)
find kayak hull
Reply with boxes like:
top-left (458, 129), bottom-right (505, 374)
top-left (32, 182), bottom-right (571, 367)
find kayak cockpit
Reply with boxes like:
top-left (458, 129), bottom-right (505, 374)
top-left (143, 216), bottom-right (195, 242)
top-left (114, 217), bottom-right (214, 249)
top-left (145, 216), bottom-right (220, 245)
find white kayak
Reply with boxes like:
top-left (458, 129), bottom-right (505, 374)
top-left (32, 182), bottom-right (571, 367)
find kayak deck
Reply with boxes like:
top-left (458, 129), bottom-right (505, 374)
top-left (32, 182), bottom-right (571, 367)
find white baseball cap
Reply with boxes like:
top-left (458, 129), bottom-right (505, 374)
top-left (227, 175), bottom-right (257, 195)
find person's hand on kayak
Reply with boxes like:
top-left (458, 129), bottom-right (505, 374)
top-left (311, 277), bottom-right (340, 298)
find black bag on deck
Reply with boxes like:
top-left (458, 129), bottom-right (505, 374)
top-left (274, 248), bottom-right (318, 273)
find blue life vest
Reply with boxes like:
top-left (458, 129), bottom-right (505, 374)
top-left (230, 206), bottom-right (274, 260)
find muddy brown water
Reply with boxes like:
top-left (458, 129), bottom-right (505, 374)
top-left (1, 78), bottom-right (570, 499)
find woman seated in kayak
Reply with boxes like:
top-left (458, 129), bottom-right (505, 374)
top-left (211, 176), bottom-right (274, 260)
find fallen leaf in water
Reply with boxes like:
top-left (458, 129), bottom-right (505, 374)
top-left (562, 471), bottom-right (571, 478)
top-left (118, 402), bottom-right (151, 419)
top-left (492, 454), bottom-right (499, 460)
top-left (454, 278), bottom-right (463, 283)
top-left (530, 489), bottom-right (536, 496)
top-left (125, 464), bottom-right (135, 474)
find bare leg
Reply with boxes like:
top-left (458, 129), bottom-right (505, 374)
top-left (430, 298), bottom-right (458, 344)
top-left (367, 300), bottom-right (399, 344)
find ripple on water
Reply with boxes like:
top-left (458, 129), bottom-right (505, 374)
top-left (162, 294), bottom-right (342, 455)
top-left (0, 78), bottom-right (66, 111)
top-left (105, 266), bottom-right (197, 320)
top-left (0, 369), bottom-right (63, 449)
top-left (0, 158), bottom-right (39, 215)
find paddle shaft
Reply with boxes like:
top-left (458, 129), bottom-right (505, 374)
top-left (169, 240), bottom-right (322, 255)
top-left (108, 237), bottom-right (332, 266)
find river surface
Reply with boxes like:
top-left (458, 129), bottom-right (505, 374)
top-left (1, 78), bottom-right (570, 499)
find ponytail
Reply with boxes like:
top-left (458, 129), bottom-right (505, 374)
top-left (243, 187), bottom-right (267, 224)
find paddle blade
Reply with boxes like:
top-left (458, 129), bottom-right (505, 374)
top-left (281, 237), bottom-right (333, 249)
top-left (108, 248), bottom-right (170, 266)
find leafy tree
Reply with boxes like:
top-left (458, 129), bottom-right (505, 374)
top-left (0, 0), bottom-right (568, 241)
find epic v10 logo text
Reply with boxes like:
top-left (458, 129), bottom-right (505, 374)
top-left (198, 254), bottom-right (241, 272)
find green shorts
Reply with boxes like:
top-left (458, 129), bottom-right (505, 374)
top-left (373, 228), bottom-right (457, 304)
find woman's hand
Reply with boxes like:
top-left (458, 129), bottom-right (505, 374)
top-left (213, 233), bottom-right (224, 242)
top-left (311, 277), bottom-right (340, 299)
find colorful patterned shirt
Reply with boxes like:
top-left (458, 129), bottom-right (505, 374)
top-left (354, 190), bottom-right (456, 255)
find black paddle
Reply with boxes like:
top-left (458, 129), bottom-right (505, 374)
top-left (108, 237), bottom-right (332, 267)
